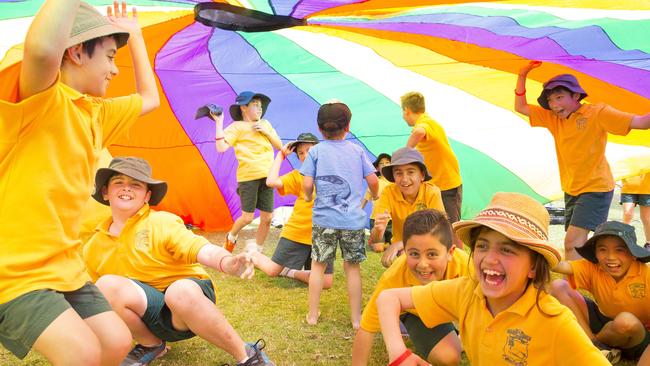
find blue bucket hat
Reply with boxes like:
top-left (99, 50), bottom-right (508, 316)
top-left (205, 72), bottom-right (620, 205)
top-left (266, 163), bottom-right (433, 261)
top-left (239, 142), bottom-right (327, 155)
top-left (537, 74), bottom-right (588, 110)
top-left (229, 91), bottom-right (271, 121)
top-left (577, 221), bottom-right (650, 263)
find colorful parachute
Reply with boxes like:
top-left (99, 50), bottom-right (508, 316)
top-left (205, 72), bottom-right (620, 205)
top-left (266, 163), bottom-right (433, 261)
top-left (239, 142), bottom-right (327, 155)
top-left (2, 0), bottom-right (650, 231)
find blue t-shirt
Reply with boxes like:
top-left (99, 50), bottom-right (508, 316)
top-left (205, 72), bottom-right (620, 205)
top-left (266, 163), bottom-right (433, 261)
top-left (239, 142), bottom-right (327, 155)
top-left (300, 140), bottom-right (375, 230)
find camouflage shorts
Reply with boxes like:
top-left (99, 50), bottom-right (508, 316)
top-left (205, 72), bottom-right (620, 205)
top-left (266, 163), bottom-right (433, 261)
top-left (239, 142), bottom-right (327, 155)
top-left (311, 224), bottom-right (366, 264)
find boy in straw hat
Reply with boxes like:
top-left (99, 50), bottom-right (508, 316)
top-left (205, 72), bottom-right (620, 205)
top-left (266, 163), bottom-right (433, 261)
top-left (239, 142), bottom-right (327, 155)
top-left (377, 192), bottom-right (611, 365)
top-left (83, 157), bottom-right (274, 366)
top-left (551, 221), bottom-right (650, 364)
top-left (0, 1), bottom-right (158, 364)
top-left (515, 61), bottom-right (650, 260)
top-left (212, 91), bottom-right (282, 253)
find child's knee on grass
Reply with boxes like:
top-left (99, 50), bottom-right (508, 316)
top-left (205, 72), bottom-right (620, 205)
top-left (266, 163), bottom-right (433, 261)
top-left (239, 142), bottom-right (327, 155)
top-left (610, 312), bottom-right (646, 339)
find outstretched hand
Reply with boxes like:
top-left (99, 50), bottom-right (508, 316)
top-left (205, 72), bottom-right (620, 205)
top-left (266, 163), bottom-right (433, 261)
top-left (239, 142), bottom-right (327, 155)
top-left (225, 253), bottom-right (255, 279)
top-left (107, 1), bottom-right (141, 36)
top-left (519, 60), bottom-right (542, 75)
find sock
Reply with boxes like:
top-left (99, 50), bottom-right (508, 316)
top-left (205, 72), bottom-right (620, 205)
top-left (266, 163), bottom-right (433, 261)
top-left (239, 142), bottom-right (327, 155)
top-left (286, 269), bottom-right (297, 278)
top-left (279, 267), bottom-right (291, 277)
top-left (257, 244), bottom-right (264, 252)
top-left (228, 233), bottom-right (238, 242)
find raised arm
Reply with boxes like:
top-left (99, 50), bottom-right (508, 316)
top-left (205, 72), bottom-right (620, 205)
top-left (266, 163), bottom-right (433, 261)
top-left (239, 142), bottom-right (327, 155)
top-left (377, 288), bottom-right (430, 365)
top-left (406, 126), bottom-right (426, 148)
top-left (107, 2), bottom-right (159, 115)
top-left (266, 143), bottom-right (294, 188)
top-left (630, 112), bottom-right (650, 130)
top-left (19, 0), bottom-right (81, 100)
top-left (551, 260), bottom-right (574, 276)
top-left (212, 112), bottom-right (231, 152)
top-left (514, 60), bottom-right (542, 117)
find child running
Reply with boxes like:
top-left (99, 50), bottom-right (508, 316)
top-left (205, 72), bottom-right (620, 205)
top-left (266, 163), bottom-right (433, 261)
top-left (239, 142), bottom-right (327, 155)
top-left (83, 157), bottom-right (274, 366)
top-left (301, 101), bottom-right (379, 328)
top-left (515, 61), bottom-right (650, 259)
top-left (551, 221), bottom-right (650, 364)
top-left (0, 1), bottom-right (158, 364)
top-left (377, 192), bottom-right (611, 365)
top-left (250, 133), bottom-right (334, 288)
top-left (352, 209), bottom-right (466, 366)
top-left (213, 91), bottom-right (282, 252)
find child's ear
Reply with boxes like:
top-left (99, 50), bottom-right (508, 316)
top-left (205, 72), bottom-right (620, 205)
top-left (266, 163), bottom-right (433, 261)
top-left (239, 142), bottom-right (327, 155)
top-left (145, 190), bottom-right (152, 204)
top-left (65, 45), bottom-right (84, 65)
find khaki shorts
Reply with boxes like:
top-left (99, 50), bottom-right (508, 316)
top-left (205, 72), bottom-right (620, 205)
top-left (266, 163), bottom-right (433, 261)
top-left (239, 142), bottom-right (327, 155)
top-left (0, 282), bottom-right (111, 359)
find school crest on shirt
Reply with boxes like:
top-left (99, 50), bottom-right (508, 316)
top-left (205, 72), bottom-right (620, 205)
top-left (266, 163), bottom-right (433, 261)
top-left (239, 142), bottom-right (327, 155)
top-left (629, 283), bottom-right (646, 299)
top-left (575, 116), bottom-right (588, 130)
top-left (503, 328), bottom-right (530, 366)
top-left (135, 229), bottom-right (150, 251)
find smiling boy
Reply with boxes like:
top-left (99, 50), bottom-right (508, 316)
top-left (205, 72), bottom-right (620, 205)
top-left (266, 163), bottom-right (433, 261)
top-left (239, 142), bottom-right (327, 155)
top-left (515, 61), bottom-right (650, 260)
top-left (0, 1), bottom-right (158, 364)
top-left (551, 221), bottom-right (650, 364)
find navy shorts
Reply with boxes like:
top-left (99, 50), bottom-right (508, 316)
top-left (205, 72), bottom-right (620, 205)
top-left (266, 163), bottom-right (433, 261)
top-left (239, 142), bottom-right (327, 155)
top-left (584, 296), bottom-right (650, 360)
top-left (441, 185), bottom-right (463, 224)
top-left (400, 313), bottom-right (456, 359)
top-left (564, 191), bottom-right (613, 231)
top-left (271, 237), bottom-right (334, 274)
top-left (620, 193), bottom-right (650, 207)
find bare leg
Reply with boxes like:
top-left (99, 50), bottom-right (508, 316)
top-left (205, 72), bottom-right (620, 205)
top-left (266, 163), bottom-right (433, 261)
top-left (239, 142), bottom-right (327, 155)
top-left (427, 332), bottom-right (462, 366)
top-left (32, 308), bottom-right (102, 366)
top-left (84, 311), bottom-right (133, 366)
top-left (256, 211), bottom-right (272, 248)
top-left (344, 261), bottom-right (362, 330)
top-left (307, 260), bottom-right (327, 324)
top-left (229, 211), bottom-right (255, 238)
top-left (564, 225), bottom-right (589, 260)
top-left (596, 312), bottom-right (646, 349)
top-left (165, 280), bottom-right (248, 362)
top-left (639, 205), bottom-right (650, 244)
top-left (622, 202), bottom-right (636, 224)
top-left (549, 280), bottom-right (594, 338)
top-left (95, 275), bottom-right (161, 346)
top-left (250, 251), bottom-right (283, 277)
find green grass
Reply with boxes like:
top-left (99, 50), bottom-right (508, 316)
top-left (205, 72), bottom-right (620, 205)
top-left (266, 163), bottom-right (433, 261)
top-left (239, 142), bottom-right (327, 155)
top-left (1, 189), bottom-right (644, 365)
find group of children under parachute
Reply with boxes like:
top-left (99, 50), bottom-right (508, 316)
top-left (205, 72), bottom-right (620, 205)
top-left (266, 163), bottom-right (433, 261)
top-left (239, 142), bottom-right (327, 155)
top-left (1, 1), bottom-right (650, 366)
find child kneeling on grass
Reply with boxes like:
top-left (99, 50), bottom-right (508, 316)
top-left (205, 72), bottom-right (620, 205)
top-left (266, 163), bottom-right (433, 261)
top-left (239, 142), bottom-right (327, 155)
top-left (551, 221), bottom-right (650, 364)
top-left (351, 209), bottom-right (467, 366)
top-left (377, 192), bottom-right (611, 365)
top-left (82, 157), bottom-right (274, 366)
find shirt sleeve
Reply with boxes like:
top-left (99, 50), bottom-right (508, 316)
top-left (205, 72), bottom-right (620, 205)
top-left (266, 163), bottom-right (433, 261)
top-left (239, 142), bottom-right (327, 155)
top-left (99, 94), bottom-right (143, 147)
top-left (411, 277), bottom-right (464, 328)
top-left (567, 259), bottom-right (593, 291)
top-left (361, 151), bottom-right (375, 178)
top-left (279, 171), bottom-right (300, 196)
top-left (158, 213), bottom-right (209, 264)
top-left (528, 104), bottom-right (554, 129)
top-left (299, 148), bottom-right (317, 177)
top-left (224, 123), bottom-right (239, 146)
top-left (595, 104), bottom-right (633, 136)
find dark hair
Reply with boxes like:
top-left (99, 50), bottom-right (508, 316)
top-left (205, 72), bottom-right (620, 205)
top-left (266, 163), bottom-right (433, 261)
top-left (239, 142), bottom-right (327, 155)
top-left (468, 226), bottom-right (554, 317)
top-left (317, 102), bottom-right (351, 139)
top-left (403, 209), bottom-right (453, 249)
top-left (81, 35), bottom-right (121, 58)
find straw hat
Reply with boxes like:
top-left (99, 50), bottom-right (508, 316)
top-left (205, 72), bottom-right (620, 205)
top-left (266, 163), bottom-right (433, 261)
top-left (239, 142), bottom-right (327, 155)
top-left (92, 157), bottom-right (167, 206)
top-left (67, 2), bottom-right (129, 49)
top-left (453, 192), bottom-right (561, 267)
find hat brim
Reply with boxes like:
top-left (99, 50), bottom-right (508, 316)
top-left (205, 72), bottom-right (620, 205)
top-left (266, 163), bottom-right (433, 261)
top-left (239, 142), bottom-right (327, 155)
top-left (92, 167), bottom-right (168, 206)
top-left (287, 139), bottom-right (318, 151)
top-left (381, 161), bottom-right (432, 183)
top-left (195, 104), bottom-right (223, 119)
top-left (373, 153), bottom-right (391, 167)
top-left (577, 231), bottom-right (650, 264)
top-left (67, 24), bottom-right (129, 49)
top-left (453, 220), bottom-right (561, 268)
top-left (537, 89), bottom-right (587, 110)
top-left (229, 93), bottom-right (271, 120)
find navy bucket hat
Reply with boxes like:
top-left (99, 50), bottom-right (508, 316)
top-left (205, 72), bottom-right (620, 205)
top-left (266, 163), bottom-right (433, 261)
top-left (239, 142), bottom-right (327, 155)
top-left (229, 91), bottom-right (271, 121)
top-left (537, 74), bottom-right (588, 110)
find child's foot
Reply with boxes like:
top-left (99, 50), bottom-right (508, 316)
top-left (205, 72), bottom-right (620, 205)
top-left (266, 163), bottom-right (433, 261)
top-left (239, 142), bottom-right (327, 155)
top-left (221, 339), bottom-right (275, 366)
top-left (120, 342), bottom-right (167, 366)
top-left (224, 233), bottom-right (237, 252)
top-left (305, 311), bottom-right (320, 325)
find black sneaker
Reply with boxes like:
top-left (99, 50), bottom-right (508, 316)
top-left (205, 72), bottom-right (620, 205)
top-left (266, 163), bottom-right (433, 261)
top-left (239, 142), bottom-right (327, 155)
top-left (120, 342), bottom-right (167, 366)
top-left (221, 339), bottom-right (275, 366)
top-left (644, 242), bottom-right (650, 251)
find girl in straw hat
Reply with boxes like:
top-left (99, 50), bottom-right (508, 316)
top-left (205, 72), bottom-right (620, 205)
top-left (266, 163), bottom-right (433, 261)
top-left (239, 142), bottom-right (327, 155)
top-left (376, 192), bottom-right (611, 365)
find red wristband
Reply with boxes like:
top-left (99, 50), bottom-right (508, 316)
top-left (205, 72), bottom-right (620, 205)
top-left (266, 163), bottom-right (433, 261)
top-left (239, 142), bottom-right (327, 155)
top-left (218, 255), bottom-right (232, 273)
top-left (215, 136), bottom-right (224, 141)
top-left (388, 349), bottom-right (412, 366)
top-left (514, 89), bottom-right (526, 96)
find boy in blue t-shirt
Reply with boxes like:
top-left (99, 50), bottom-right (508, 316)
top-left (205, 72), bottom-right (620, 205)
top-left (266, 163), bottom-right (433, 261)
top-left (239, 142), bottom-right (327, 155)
top-left (300, 101), bottom-right (379, 329)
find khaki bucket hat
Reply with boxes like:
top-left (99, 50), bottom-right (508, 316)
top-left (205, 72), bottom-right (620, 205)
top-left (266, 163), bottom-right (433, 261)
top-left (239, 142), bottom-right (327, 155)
top-left (92, 157), bottom-right (167, 206)
top-left (453, 192), bottom-right (561, 267)
top-left (67, 2), bottom-right (129, 49)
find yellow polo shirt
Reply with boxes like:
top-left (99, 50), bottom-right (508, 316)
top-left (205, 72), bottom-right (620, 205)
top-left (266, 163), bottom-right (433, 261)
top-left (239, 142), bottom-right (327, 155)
top-left (569, 259), bottom-right (650, 329)
top-left (413, 113), bottom-right (462, 191)
top-left (374, 182), bottom-right (445, 243)
top-left (224, 119), bottom-right (280, 182)
top-left (412, 276), bottom-right (609, 365)
top-left (621, 174), bottom-right (650, 195)
top-left (278, 169), bottom-right (313, 245)
top-left (529, 104), bottom-right (633, 196)
top-left (0, 79), bottom-right (142, 304)
top-left (360, 248), bottom-right (468, 332)
top-left (364, 176), bottom-right (391, 219)
top-left (83, 205), bottom-right (210, 291)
